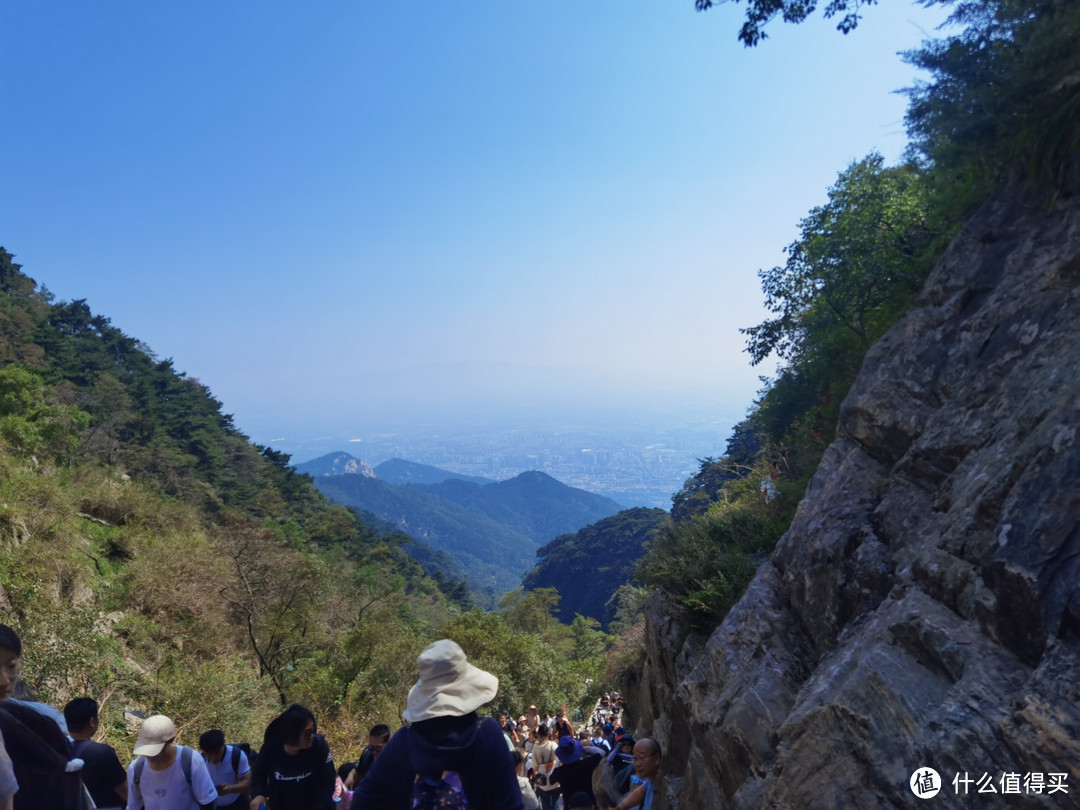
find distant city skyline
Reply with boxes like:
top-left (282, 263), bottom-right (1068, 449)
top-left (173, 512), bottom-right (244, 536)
top-left (269, 397), bottom-right (743, 508)
top-left (1, 2), bottom-right (949, 450)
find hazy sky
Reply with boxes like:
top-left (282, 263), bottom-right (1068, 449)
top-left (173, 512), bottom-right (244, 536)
top-left (1, 1), bottom-right (948, 448)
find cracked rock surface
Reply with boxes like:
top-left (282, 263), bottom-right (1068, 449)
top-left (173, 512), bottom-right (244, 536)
top-left (634, 182), bottom-right (1080, 808)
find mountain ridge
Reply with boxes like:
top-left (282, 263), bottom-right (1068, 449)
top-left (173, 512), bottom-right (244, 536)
top-left (309, 456), bottom-right (622, 596)
top-left (294, 451), bottom-right (375, 478)
top-left (375, 457), bottom-right (492, 486)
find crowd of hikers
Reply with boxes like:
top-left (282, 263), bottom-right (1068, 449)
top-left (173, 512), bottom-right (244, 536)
top-left (0, 625), bottom-right (662, 810)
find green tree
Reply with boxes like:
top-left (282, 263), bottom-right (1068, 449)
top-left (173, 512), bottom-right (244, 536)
top-left (903, 0), bottom-right (1080, 212)
top-left (744, 154), bottom-right (936, 367)
top-left (695, 0), bottom-right (878, 46)
top-left (605, 584), bottom-right (651, 636)
top-left (741, 154), bottom-right (939, 445)
top-left (0, 249), bottom-right (48, 367)
top-left (500, 587), bottom-right (562, 636)
top-left (216, 515), bottom-right (338, 706)
top-left (438, 611), bottom-right (568, 713)
top-left (672, 457), bottom-right (738, 522)
top-left (569, 614), bottom-right (608, 663)
top-left (0, 365), bottom-right (89, 464)
top-left (521, 509), bottom-right (668, 629)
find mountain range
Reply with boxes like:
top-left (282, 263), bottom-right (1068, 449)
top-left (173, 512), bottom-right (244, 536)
top-left (298, 453), bottom-right (623, 596)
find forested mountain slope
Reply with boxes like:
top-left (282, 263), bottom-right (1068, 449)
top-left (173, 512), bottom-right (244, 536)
top-left (312, 472), bottom-right (539, 595)
top-left (0, 250), bottom-right (615, 761)
top-left (312, 465), bottom-right (622, 595)
top-left (410, 470), bottom-right (622, 543)
top-left (522, 507), bottom-right (668, 630)
top-left (375, 457), bottom-right (492, 486)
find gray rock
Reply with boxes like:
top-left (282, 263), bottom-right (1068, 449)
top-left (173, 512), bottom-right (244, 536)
top-left (634, 181), bottom-right (1080, 808)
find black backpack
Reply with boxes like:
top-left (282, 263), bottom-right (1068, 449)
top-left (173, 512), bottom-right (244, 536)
top-left (227, 742), bottom-right (255, 804)
top-left (0, 702), bottom-right (86, 810)
top-left (231, 741), bottom-right (258, 778)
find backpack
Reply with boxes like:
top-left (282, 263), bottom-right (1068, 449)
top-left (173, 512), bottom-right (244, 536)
top-left (532, 741), bottom-right (557, 789)
top-left (408, 717), bottom-right (485, 810)
top-left (232, 741), bottom-right (258, 779)
top-left (133, 746), bottom-right (214, 810)
top-left (354, 745), bottom-right (375, 780)
top-left (227, 742), bottom-right (254, 804)
top-left (413, 771), bottom-right (468, 810)
top-left (0, 702), bottom-right (86, 810)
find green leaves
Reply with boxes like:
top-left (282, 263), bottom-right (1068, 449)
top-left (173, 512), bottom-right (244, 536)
top-left (639, 460), bottom-right (794, 630)
top-left (903, 0), bottom-right (1080, 211)
top-left (0, 365), bottom-right (89, 465)
top-left (696, 0), bottom-right (879, 46)
top-left (743, 154), bottom-right (936, 367)
top-left (741, 154), bottom-right (940, 448)
top-left (521, 509), bottom-right (668, 629)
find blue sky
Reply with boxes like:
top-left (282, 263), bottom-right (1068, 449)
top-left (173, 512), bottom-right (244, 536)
top-left (1, 1), bottom-right (948, 450)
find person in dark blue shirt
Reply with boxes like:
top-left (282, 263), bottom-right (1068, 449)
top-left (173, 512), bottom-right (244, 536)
top-left (350, 639), bottom-right (523, 810)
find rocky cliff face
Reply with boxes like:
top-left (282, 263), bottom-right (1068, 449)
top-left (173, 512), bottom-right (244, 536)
top-left (633, 181), bottom-right (1080, 808)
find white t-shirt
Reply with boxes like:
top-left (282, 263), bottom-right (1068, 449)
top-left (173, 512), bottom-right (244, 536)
top-left (203, 745), bottom-right (250, 807)
top-left (126, 746), bottom-right (218, 810)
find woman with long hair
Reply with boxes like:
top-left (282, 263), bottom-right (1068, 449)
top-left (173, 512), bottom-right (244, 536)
top-left (249, 704), bottom-right (336, 810)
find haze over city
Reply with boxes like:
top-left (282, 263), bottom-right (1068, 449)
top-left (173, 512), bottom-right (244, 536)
top-left (1, 1), bottom-right (949, 478)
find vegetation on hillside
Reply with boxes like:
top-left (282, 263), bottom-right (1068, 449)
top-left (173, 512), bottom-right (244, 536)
top-left (312, 467), bottom-right (621, 602)
top-left (904, 0), bottom-right (1080, 215)
top-left (409, 471), bottom-right (622, 547)
top-left (0, 251), bottom-right (614, 762)
top-left (311, 473), bottom-right (538, 598)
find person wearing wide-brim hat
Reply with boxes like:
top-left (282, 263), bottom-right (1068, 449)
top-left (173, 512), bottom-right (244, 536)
top-left (524, 705), bottom-right (541, 733)
top-left (350, 639), bottom-right (524, 810)
top-left (549, 736), bottom-right (603, 810)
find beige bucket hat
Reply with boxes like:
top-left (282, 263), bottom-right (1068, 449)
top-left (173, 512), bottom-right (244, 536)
top-left (402, 639), bottom-right (498, 723)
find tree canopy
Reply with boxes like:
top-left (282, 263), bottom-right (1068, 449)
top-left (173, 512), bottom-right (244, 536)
top-left (695, 0), bottom-right (881, 46)
top-left (903, 0), bottom-right (1080, 211)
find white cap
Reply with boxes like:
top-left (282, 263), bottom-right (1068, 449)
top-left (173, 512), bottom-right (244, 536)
top-left (133, 714), bottom-right (176, 757)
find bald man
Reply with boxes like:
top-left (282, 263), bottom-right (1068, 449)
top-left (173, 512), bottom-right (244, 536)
top-left (612, 738), bottom-right (661, 810)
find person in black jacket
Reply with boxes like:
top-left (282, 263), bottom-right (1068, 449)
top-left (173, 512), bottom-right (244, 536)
top-left (249, 705), bottom-right (335, 810)
top-left (0, 728), bottom-right (17, 810)
top-left (0, 624), bottom-right (84, 810)
top-left (351, 639), bottom-right (523, 810)
top-left (550, 737), bottom-right (602, 809)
